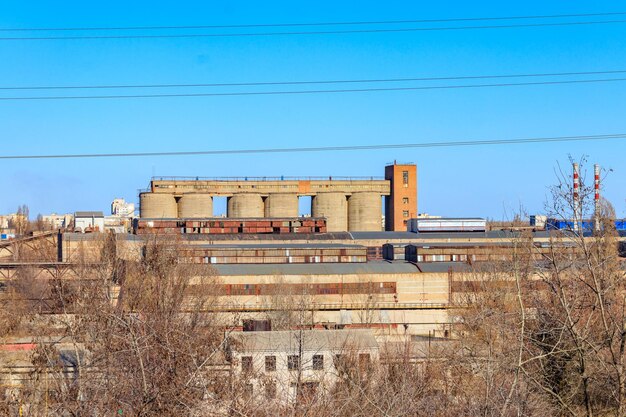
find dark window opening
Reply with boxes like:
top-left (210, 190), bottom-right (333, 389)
top-left (297, 382), bottom-right (319, 402)
top-left (288, 355), bottom-right (300, 371)
top-left (265, 356), bottom-right (276, 372)
top-left (265, 381), bottom-right (277, 399)
top-left (359, 353), bottom-right (371, 372)
top-left (241, 356), bottom-right (253, 373)
top-left (312, 354), bottom-right (324, 370)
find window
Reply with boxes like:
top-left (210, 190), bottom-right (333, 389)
top-left (359, 353), bottom-right (371, 367)
top-left (244, 383), bottom-right (254, 398)
top-left (334, 354), bottom-right (347, 373)
top-left (402, 197), bottom-right (409, 204)
top-left (312, 354), bottom-right (324, 370)
top-left (297, 382), bottom-right (319, 402)
top-left (265, 381), bottom-right (277, 399)
top-left (241, 356), bottom-right (253, 373)
top-left (265, 356), bottom-right (276, 372)
top-left (402, 210), bottom-right (409, 218)
top-left (402, 171), bottom-right (409, 185)
top-left (288, 355), bottom-right (300, 371)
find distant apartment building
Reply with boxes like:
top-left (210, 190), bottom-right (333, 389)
top-left (0, 213), bottom-right (28, 236)
top-left (111, 198), bottom-right (135, 217)
top-left (0, 213), bottom-right (27, 229)
top-left (42, 213), bottom-right (73, 230)
top-left (228, 329), bottom-right (379, 404)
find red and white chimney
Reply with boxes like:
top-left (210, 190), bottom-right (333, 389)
top-left (573, 162), bottom-right (580, 233)
top-left (594, 164), bottom-right (600, 231)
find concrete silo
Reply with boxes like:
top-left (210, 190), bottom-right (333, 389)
top-left (348, 192), bottom-right (382, 231)
top-left (227, 194), bottom-right (264, 218)
top-left (312, 192), bottom-right (348, 232)
top-left (178, 194), bottom-right (213, 218)
top-left (139, 193), bottom-right (178, 218)
top-left (265, 193), bottom-right (299, 217)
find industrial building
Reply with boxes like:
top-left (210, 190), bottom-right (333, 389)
top-left (73, 211), bottom-right (105, 232)
top-left (138, 162), bottom-right (417, 232)
top-left (228, 329), bottom-right (379, 404)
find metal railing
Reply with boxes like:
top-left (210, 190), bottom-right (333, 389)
top-left (151, 176), bottom-right (385, 181)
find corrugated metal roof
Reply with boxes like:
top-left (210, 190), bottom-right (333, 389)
top-left (230, 329), bottom-right (378, 352)
top-left (178, 232), bottom-right (353, 241)
top-left (212, 261), bottom-right (419, 276)
top-left (74, 211), bottom-right (104, 218)
top-left (415, 262), bottom-right (471, 273)
top-left (408, 242), bottom-right (525, 248)
top-left (191, 243), bottom-right (364, 249)
top-left (351, 230), bottom-right (552, 240)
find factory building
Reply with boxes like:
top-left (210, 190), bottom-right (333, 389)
top-left (138, 163), bottom-right (417, 232)
top-left (74, 211), bottom-right (105, 232)
top-left (228, 329), bottom-right (379, 404)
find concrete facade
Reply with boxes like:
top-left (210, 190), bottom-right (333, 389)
top-left (228, 329), bottom-right (379, 404)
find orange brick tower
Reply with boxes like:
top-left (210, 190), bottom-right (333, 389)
top-left (384, 162), bottom-right (418, 231)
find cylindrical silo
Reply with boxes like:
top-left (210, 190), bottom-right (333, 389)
top-left (348, 192), bottom-right (382, 231)
top-left (312, 192), bottom-right (348, 232)
top-left (178, 194), bottom-right (213, 218)
top-left (139, 193), bottom-right (178, 218)
top-left (227, 194), bottom-right (264, 218)
top-left (265, 193), bottom-right (299, 217)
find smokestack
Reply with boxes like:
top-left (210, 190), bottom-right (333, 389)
top-left (573, 162), bottom-right (580, 233)
top-left (594, 164), bottom-right (600, 231)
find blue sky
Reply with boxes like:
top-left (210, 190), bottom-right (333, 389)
top-left (1, 1), bottom-right (625, 219)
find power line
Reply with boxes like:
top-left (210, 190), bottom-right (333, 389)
top-left (2, 11), bottom-right (625, 32)
top-left (1, 134), bottom-right (624, 160)
top-left (2, 77), bottom-right (625, 101)
top-left (2, 19), bottom-right (626, 40)
top-left (3, 69), bottom-right (626, 91)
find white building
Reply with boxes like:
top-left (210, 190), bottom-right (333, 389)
top-left (74, 211), bottom-right (105, 232)
top-left (111, 198), bottom-right (135, 217)
top-left (42, 213), bottom-right (73, 230)
top-left (228, 329), bottom-right (379, 404)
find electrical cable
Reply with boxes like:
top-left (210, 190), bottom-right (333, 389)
top-left (2, 69), bottom-right (626, 91)
top-left (1, 19), bottom-right (626, 40)
top-left (1, 77), bottom-right (625, 100)
top-left (1, 134), bottom-right (624, 160)
top-left (1, 11), bottom-right (625, 32)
